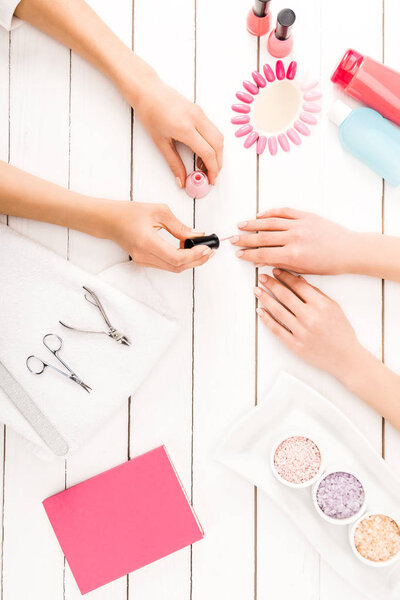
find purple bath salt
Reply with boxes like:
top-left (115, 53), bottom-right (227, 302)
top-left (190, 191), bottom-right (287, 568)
top-left (316, 471), bottom-right (365, 520)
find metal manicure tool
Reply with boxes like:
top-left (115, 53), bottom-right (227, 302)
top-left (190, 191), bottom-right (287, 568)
top-left (26, 333), bottom-right (92, 393)
top-left (59, 286), bottom-right (131, 346)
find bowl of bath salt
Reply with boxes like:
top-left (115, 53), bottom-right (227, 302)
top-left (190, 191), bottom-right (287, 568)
top-left (312, 469), bottom-right (367, 525)
top-left (350, 513), bottom-right (400, 567)
top-left (271, 434), bottom-right (324, 489)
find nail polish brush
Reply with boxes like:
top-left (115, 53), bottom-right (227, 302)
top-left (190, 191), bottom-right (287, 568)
top-left (184, 234), bottom-right (234, 249)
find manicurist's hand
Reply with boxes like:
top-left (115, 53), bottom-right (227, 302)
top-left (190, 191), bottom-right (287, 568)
top-left (232, 208), bottom-right (355, 274)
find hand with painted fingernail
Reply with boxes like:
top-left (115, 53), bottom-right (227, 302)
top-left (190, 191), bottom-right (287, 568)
top-left (105, 200), bottom-right (214, 272)
top-left (255, 269), bottom-right (359, 376)
top-left (233, 207), bottom-right (356, 275)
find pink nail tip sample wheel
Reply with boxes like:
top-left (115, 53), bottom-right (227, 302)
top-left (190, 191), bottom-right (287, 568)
top-left (268, 136), bottom-right (278, 155)
top-left (244, 131), bottom-right (259, 148)
top-left (243, 80), bottom-right (259, 95)
top-left (294, 120), bottom-right (310, 136)
top-left (303, 102), bottom-right (321, 113)
top-left (236, 91), bottom-right (254, 103)
top-left (231, 115), bottom-right (250, 124)
top-left (300, 79), bottom-right (318, 91)
top-left (235, 124), bottom-right (253, 137)
top-left (304, 90), bottom-right (322, 101)
top-left (185, 171), bottom-right (210, 199)
top-left (287, 128), bottom-right (301, 145)
top-left (300, 111), bottom-right (318, 125)
top-left (252, 71), bottom-right (267, 88)
top-left (278, 133), bottom-right (290, 152)
top-left (286, 61), bottom-right (297, 80)
top-left (256, 136), bottom-right (267, 154)
top-left (263, 63), bottom-right (275, 82)
top-left (275, 60), bottom-right (285, 80)
top-left (232, 103), bottom-right (251, 114)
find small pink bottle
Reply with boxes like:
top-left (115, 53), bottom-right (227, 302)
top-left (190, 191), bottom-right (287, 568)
top-left (331, 49), bottom-right (400, 128)
top-left (185, 171), bottom-right (210, 199)
top-left (267, 8), bottom-right (296, 58)
top-left (247, 0), bottom-right (272, 37)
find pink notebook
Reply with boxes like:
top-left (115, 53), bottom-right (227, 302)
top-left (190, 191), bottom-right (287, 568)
top-left (43, 446), bottom-right (203, 594)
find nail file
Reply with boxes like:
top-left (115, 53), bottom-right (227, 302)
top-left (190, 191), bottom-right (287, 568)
top-left (0, 361), bottom-right (69, 456)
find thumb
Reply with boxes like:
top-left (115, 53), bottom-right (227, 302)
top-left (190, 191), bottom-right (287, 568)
top-left (157, 138), bottom-right (187, 189)
top-left (158, 204), bottom-right (203, 241)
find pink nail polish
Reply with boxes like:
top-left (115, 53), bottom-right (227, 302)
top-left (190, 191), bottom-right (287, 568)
top-left (300, 111), bottom-right (318, 125)
top-left (252, 70), bottom-right (267, 88)
top-left (263, 63), bottom-right (275, 82)
top-left (268, 136), bottom-right (278, 155)
top-left (286, 60), bottom-right (297, 80)
top-left (275, 60), bottom-right (285, 80)
top-left (256, 307), bottom-right (264, 317)
top-left (236, 91), bottom-right (254, 103)
top-left (175, 177), bottom-right (183, 189)
top-left (304, 90), bottom-right (322, 101)
top-left (235, 124), bottom-right (253, 137)
top-left (256, 135), bottom-right (267, 155)
top-left (267, 9), bottom-right (296, 58)
top-left (244, 131), bottom-right (259, 148)
top-left (254, 287), bottom-right (262, 297)
top-left (236, 250), bottom-right (244, 257)
top-left (243, 80), bottom-right (259, 95)
top-left (277, 133), bottom-right (290, 152)
top-left (231, 115), bottom-right (250, 124)
top-left (294, 120), bottom-right (310, 136)
top-left (303, 102), bottom-right (321, 113)
top-left (185, 171), bottom-right (210, 199)
top-left (300, 79), bottom-right (318, 91)
top-left (230, 236), bottom-right (239, 244)
top-left (232, 103), bottom-right (251, 114)
top-left (238, 221), bottom-right (247, 228)
top-left (246, 0), bottom-right (272, 36)
top-left (287, 128), bottom-right (301, 145)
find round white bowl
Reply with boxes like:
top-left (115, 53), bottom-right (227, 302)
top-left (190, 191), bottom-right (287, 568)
top-left (349, 512), bottom-right (400, 568)
top-left (312, 468), bottom-right (367, 526)
top-left (270, 433), bottom-right (324, 489)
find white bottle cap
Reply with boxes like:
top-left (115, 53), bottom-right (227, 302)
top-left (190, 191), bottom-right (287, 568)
top-left (327, 100), bottom-right (352, 127)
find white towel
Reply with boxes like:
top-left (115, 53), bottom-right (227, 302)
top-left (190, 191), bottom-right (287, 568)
top-left (0, 224), bottom-right (178, 459)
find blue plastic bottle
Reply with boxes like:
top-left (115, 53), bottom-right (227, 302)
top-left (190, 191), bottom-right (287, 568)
top-left (328, 100), bottom-right (400, 186)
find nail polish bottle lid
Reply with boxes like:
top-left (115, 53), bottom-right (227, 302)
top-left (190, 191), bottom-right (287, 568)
top-left (327, 100), bottom-right (352, 127)
top-left (185, 171), bottom-right (210, 199)
top-left (275, 8), bottom-right (296, 40)
top-left (331, 49), bottom-right (364, 87)
top-left (253, 0), bottom-right (271, 18)
top-left (184, 234), bottom-right (219, 249)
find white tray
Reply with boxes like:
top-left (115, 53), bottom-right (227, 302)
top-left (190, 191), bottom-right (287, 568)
top-left (215, 372), bottom-right (400, 600)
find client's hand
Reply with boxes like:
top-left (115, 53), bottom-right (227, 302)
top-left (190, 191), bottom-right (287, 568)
top-left (254, 269), bottom-right (359, 377)
top-left (232, 208), bottom-right (355, 275)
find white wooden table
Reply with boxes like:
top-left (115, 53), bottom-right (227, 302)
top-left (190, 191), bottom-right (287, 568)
top-left (1, 0), bottom-right (399, 598)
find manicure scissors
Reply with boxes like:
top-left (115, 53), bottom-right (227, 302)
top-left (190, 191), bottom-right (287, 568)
top-left (26, 333), bottom-right (91, 393)
top-left (59, 286), bottom-right (131, 346)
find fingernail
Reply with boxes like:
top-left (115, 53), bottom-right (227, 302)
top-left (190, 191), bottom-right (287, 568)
top-left (202, 247), bottom-right (212, 256)
top-left (257, 211), bottom-right (266, 217)
top-left (254, 287), bottom-right (262, 297)
top-left (274, 268), bottom-right (281, 276)
top-left (190, 228), bottom-right (204, 234)
top-left (238, 221), bottom-right (247, 228)
top-left (256, 308), bottom-right (264, 317)
top-left (236, 250), bottom-right (244, 257)
top-left (230, 236), bottom-right (239, 244)
top-left (176, 177), bottom-right (183, 189)
top-left (210, 251), bottom-right (215, 258)
top-left (259, 274), bottom-right (267, 282)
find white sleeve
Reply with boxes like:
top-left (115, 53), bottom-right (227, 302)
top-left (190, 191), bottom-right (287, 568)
top-left (0, 0), bottom-right (23, 31)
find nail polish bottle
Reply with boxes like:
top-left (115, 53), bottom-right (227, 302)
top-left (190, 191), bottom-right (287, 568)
top-left (247, 0), bottom-right (272, 37)
top-left (185, 171), bottom-right (210, 199)
top-left (267, 8), bottom-right (296, 58)
top-left (184, 234), bottom-right (220, 249)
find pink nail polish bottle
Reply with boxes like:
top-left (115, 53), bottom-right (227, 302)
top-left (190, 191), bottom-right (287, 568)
top-left (267, 8), bottom-right (296, 58)
top-left (247, 0), bottom-right (272, 37)
top-left (185, 171), bottom-right (210, 199)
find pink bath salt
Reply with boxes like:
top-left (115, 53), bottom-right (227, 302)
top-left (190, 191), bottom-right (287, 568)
top-left (354, 514), bottom-right (400, 562)
top-left (273, 436), bottom-right (321, 484)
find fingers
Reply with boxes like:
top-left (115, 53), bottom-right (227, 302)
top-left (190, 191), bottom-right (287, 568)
top-left (237, 217), bottom-right (293, 232)
top-left (258, 273), bottom-right (304, 315)
top-left (254, 285), bottom-right (298, 333)
top-left (230, 231), bottom-right (288, 248)
top-left (156, 138), bottom-right (187, 189)
top-left (235, 246), bottom-right (285, 266)
top-left (156, 203), bottom-right (203, 241)
top-left (196, 113), bottom-right (224, 171)
top-left (256, 207), bottom-right (306, 219)
top-left (273, 268), bottom-right (317, 303)
top-left (150, 233), bottom-right (214, 272)
top-left (256, 307), bottom-right (294, 345)
top-left (183, 129), bottom-right (220, 185)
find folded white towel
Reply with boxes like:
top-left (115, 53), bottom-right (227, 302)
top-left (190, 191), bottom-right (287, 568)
top-left (0, 224), bottom-right (177, 459)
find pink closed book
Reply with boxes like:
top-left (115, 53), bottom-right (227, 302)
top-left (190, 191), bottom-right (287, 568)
top-left (43, 446), bottom-right (204, 595)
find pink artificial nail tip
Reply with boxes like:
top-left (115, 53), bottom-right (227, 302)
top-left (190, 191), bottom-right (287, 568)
top-left (300, 79), bottom-right (318, 91)
top-left (303, 102), bottom-right (321, 113)
top-left (244, 131), bottom-right (259, 148)
top-left (252, 71), bottom-right (267, 88)
top-left (263, 63), bottom-right (275, 82)
top-left (276, 60), bottom-right (285, 80)
top-left (268, 136), bottom-right (278, 155)
top-left (304, 90), bottom-right (322, 101)
top-left (256, 136), bottom-right (267, 155)
top-left (277, 133), bottom-right (290, 152)
top-left (236, 91), bottom-right (253, 104)
top-left (243, 80), bottom-right (259, 95)
top-left (235, 124), bottom-right (253, 137)
top-left (286, 61), bottom-right (297, 80)
top-left (287, 128), bottom-right (301, 145)
top-left (231, 115), bottom-right (250, 124)
top-left (232, 103), bottom-right (251, 114)
top-left (294, 120), bottom-right (310, 136)
top-left (300, 111), bottom-right (318, 125)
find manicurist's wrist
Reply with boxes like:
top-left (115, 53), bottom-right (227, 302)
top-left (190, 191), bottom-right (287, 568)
top-left (346, 232), bottom-right (382, 276)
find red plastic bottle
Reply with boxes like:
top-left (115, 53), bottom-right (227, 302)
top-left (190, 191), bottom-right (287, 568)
top-left (331, 49), bottom-right (400, 127)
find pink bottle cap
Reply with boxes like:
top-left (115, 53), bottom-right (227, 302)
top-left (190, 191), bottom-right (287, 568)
top-left (185, 171), bottom-right (210, 199)
top-left (331, 49), bottom-right (364, 87)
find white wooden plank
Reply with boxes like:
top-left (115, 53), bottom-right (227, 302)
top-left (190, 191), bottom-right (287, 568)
top-left (128, 0), bottom-right (195, 598)
top-left (256, 1), bottom-right (383, 599)
top-left (192, 1), bottom-right (256, 598)
top-left (4, 23), bottom-right (69, 600)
